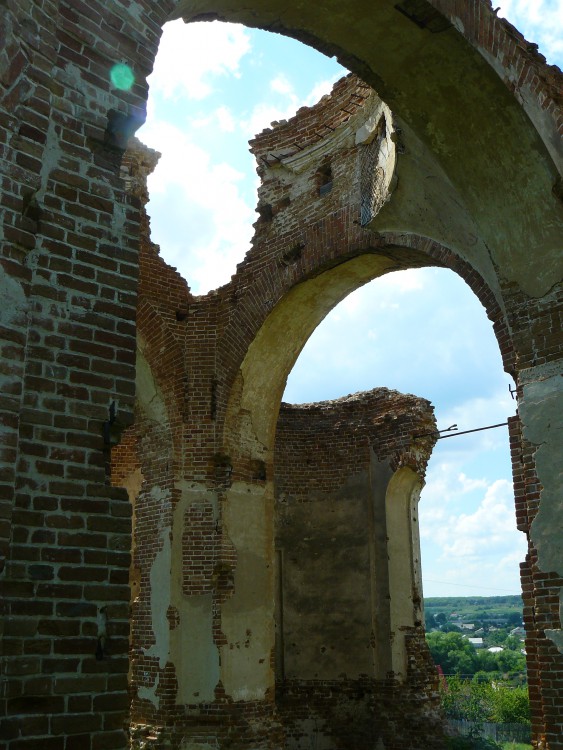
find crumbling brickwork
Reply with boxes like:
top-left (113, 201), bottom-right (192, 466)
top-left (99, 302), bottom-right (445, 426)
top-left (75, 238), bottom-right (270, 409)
top-left (1, 1), bottom-right (562, 749)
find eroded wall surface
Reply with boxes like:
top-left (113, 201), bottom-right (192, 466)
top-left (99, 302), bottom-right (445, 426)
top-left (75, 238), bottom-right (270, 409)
top-left (0, 2), bottom-right (562, 749)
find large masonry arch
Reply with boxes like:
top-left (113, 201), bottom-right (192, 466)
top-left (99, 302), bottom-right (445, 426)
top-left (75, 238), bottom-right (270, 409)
top-left (0, 2), bottom-right (561, 749)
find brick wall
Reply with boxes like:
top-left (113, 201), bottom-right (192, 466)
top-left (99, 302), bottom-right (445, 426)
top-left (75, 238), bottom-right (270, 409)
top-left (0, 0), bottom-right (165, 744)
top-left (273, 392), bottom-right (444, 749)
top-left (1, 1), bottom-right (561, 748)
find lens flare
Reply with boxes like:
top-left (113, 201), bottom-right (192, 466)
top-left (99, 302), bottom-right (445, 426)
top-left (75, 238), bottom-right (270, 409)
top-left (110, 63), bottom-right (135, 91)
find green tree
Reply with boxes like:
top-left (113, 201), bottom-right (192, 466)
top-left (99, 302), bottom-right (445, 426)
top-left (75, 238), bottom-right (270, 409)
top-left (504, 635), bottom-right (523, 651)
top-left (426, 631), bottom-right (478, 675)
top-left (496, 648), bottom-right (525, 674)
top-left (425, 611), bottom-right (436, 631)
top-left (506, 611), bottom-right (523, 626)
top-left (487, 628), bottom-right (509, 646)
top-left (435, 612), bottom-right (447, 626)
top-left (440, 676), bottom-right (493, 721)
top-left (439, 676), bottom-right (530, 726)
top-left (475, 649), bottom-right (499, 673)
top-left (442, 622), bottom-right (463, 633)
top-left (489, 684), bottom-right (530, 723)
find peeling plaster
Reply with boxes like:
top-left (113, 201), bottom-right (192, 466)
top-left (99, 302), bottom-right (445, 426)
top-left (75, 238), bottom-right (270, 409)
top-left (170, 482), bottom-right (220, 704)
top-left (371, 116), bottom-right (501, 301)
top-left (123, 466), bottom-right (144, 506)
top-left (520, 367), bottom-right (563, 576)
top-left (546, 624), bottom-right (563, 655)
top-left (220, 482), bottom-right (274, 701)
top-left (520, 365), bottom-right (563, 653)
top-left (112, 199), bottom-right (127, 240)
top-left (136, 346), bottom-right (169, 425)
top-left (0, 269), bottom-right (28, 393)
top-left (138, 674), bottom-right (160, 708)
top-left (0, 270), bottom-right (27, 326)
top-left (386, 468), bottom-right (421, 680)
top-left (143, 494), bottom-right (172, 670)
top-left (355, 101), bottom-right (387, 146)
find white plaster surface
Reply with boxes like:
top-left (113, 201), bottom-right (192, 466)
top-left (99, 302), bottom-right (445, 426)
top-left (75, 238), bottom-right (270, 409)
top-left (136, 346), bottom-right (169, 425)
top-left (144, 512), bottom-right (172, 670)
top-left (172, 593), bottom-right (218, 703)
top-left (521, 369), bottom-right (563, 576)
top-left (171, 483), bottom-right (220, 704)
top-left (520, 367), bottom-right (563, 653)
top-left (386, 468), bottom-right (419, 680)
top-left (220, 482), bottom-right (274, 701)
top-left (138, 674), bottom-right (160, 708)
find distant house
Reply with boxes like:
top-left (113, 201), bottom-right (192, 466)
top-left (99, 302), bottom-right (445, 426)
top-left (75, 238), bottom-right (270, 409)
top-left (468, 638), bottom-right (484, 648)
top-left (511, 627), bottom-right (526, 639)
top-left (460, 623), bottom-right (475, 631)
top-left (488, 646), bottom-right (503, 653)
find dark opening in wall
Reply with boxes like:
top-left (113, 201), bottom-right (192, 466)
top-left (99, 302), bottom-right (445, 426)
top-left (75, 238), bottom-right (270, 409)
top-left (317, 163), bottom-right (333, 196)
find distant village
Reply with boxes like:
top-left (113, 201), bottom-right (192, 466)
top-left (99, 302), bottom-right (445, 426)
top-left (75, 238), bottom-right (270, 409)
top-left (442, 618), bottom-right (526, 655)
top-left (424, 596), bottom-right (527, 675)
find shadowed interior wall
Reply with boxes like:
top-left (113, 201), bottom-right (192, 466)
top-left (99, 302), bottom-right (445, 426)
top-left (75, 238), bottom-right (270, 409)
top-left (273, 392), bottom-right (442, 750)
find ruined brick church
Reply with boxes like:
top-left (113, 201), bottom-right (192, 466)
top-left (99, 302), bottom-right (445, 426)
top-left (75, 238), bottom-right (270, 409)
top-left (1, 2), bottom-right (562, 749)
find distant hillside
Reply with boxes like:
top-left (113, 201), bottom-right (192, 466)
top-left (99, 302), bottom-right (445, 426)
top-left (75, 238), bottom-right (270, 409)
top-left (424, 595), bottom-right (523, 628)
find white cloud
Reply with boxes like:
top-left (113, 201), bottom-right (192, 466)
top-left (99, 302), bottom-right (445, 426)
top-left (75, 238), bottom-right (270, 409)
top-left (324, 268), bottom-right (428, 321)
top-left (270, 73), bottom-right (294, 96)
top-left (420, 465), bottom-right (489, 522)
top-left (241, 71), bottom-right (343, 140)
top-left (420, 476), bottom-right (527, 595)
top-left (304, 76), bottom-right (343, 106)
top-left (440, 479), bottom-right (517, 558)
top-left (241, 100), bottom-right (296, 140)
top-left (140, 21), bottom-right (350, 293)
top-left (148, 20), bottom-right (251, 101)
top-left (217, 106), bottom-right (236, 132)
top-left (188, 106), bottom-right (236, 132)
top-left (458, 473), bottom-right (490, 494)
top-left (498, 1), bottom-right (563, 65)
top-left (140, 119), bottom-right (255, 292)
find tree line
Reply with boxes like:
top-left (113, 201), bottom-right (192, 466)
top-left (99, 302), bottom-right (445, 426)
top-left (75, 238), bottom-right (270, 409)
top-left (426, 631), bottom-right (526, 678)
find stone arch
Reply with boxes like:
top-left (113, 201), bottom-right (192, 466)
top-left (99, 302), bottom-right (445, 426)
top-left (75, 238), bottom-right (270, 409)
top-left (214, 235), bottom-right (517, 746)
top-left (222, 235), bottom-right (514, 478)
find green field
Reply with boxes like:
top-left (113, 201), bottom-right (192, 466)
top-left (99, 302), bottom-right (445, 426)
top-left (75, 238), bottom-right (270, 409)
top-left (425, 595), bottom-right (523, 626)
top-left (501, 743), bottom-right (532, 750)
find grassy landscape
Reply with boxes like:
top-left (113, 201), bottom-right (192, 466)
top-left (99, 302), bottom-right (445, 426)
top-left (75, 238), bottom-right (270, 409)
top-left (424, 595), bottom-right (523, 626)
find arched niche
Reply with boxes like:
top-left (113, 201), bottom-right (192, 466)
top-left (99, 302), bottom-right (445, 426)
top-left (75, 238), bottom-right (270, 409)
top-left (385, 466), bottom-right (424, 681)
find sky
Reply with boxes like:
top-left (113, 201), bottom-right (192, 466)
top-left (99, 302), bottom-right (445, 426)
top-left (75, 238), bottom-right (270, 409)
top-left (137, 2), bottom-right (563, 599)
